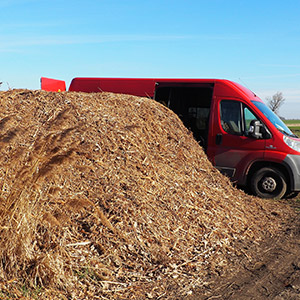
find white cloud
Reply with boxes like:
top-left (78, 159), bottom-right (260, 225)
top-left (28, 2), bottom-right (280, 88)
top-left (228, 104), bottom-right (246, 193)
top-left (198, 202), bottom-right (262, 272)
top-left (260, 64), bottom-right (300, 68)
top-left (0, 0), bottom-right (38, 7)
top-left (257, 88), bottom-right (300, 98)
top-left (243, 73), bottom-right (300, 80)
top-left (1, 21), bottom-right (66, 30)
top-left (255, 88), bottom-right (300, 119)
top-left (0, 33), bottom-right (215, 52)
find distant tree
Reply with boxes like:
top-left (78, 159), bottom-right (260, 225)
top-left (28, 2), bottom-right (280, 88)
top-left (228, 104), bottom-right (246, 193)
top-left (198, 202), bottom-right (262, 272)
top-left (266, 92), bottom-right (285, 115)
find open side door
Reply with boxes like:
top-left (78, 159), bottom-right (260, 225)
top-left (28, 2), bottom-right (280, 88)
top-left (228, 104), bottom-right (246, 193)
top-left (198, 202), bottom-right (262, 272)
top-left (154, 82), bottom-right (214, 150)
top-left (41, 77), bottom-right (66, 92)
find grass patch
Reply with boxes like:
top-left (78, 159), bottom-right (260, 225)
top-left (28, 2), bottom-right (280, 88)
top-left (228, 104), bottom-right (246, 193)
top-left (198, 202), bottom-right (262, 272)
top-left (283, 121), bottom-right (300, 136)
top-left (281, 120), bottom-right (300, 136)
top-left (0, 284), bottom-right (44, 300)
top-left (290, 128), bottom-right (300, 136)
top-left (21, 284), bottom-right (43, 299)
top-left (284, 119), bottom-right (300, 125)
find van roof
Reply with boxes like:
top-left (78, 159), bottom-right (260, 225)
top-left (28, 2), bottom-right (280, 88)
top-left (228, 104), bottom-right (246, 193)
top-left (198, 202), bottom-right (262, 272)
top-left (68, 77), bottom-right (259, 100)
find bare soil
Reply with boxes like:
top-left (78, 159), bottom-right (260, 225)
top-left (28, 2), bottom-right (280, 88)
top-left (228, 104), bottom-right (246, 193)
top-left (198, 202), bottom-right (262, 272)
top-left (189, 201), bottom-right (300, 300)
top-left (286, 123), bottom-right (300, 127)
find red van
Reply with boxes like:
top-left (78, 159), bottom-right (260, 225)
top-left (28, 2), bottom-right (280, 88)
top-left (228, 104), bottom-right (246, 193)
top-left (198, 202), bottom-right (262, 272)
top-left (41, 77), bottom-right (300, 199)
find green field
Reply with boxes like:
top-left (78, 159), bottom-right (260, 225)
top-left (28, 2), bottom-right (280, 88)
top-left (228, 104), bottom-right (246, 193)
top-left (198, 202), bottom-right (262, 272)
top-left (283, 119), bottom-right (300, 125)
top-left (284, 120), bottom-right (300, 136)
top-left (290, 127), bottom-right (300, 136)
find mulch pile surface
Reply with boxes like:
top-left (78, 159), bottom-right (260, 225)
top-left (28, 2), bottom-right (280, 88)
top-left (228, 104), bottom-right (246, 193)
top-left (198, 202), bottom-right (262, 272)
top-left (0, 90), bottom-right (295, 299)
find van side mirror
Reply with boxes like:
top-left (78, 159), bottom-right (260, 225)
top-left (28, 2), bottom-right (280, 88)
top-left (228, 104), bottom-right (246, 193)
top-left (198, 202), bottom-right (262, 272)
top-left (248, 120), bottom-right (272, 139)
top-left (249, 120), bottom-right (263, 139)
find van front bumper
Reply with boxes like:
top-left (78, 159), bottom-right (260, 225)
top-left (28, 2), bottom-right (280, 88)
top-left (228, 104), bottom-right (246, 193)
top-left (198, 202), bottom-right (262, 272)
top-left (284, 154), bottom-right (300, 191)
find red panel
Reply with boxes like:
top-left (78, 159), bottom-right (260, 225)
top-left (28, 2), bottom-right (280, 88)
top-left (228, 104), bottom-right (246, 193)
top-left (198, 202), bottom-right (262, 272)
top-left (69, 78), bottom-right (158, 97)
top-left (41, 77), bottom-right (66, 92)
top-left (214, 80), bottom-right (260, 100)
top-left (68, 78), bottom-right (220, 97)
top-left (42, 77), bottom-right (261, 103)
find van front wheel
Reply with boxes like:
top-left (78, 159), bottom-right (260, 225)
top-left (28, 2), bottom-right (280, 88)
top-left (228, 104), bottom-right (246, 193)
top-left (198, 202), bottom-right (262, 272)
top-left (251, 167), bottom-right (287, 199)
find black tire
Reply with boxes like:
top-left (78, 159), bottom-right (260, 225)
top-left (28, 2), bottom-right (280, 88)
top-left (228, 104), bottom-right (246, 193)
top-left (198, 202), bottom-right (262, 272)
top-left (251, 167), bottom-right (287, 199)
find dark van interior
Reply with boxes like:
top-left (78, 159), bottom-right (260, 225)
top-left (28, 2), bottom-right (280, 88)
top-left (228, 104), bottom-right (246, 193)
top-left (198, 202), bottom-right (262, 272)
top-left (154, 83), bottom-right (214, 150)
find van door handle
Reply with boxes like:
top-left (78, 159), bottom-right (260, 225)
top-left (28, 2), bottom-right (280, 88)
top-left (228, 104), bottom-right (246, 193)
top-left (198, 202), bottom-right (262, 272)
top-left (216, 133), bottom-right (222, 145)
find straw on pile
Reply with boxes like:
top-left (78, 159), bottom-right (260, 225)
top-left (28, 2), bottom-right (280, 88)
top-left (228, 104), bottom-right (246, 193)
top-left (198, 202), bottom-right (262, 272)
top-left (0, 89), bottom-right (294, 299)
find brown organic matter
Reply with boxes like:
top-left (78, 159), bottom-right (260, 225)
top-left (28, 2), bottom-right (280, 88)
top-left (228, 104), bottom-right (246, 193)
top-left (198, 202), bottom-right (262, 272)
top-left (0, 89), bottom-right (298, 299)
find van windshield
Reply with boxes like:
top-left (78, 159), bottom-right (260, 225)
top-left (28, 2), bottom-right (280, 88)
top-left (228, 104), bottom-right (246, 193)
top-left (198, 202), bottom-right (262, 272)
top-left (252, 101), bottom-right (296, 137)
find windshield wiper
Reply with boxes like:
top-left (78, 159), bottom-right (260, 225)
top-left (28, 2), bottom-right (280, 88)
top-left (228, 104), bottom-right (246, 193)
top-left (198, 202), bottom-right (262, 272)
top-left (277, 128), bottom-right (298, 138)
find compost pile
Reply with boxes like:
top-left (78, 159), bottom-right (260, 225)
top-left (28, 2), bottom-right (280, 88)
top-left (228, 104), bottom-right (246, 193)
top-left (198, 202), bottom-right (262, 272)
top-left (0, 90), bottom-right (294, 299)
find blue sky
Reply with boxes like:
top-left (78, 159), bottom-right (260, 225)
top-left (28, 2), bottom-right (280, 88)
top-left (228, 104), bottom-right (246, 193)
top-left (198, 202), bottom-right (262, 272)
top-left (1, 0), bottom-right (300, 118)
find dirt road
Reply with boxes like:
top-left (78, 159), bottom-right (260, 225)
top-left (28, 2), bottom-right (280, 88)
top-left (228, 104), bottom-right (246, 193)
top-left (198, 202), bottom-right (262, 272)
top-left (189, 203), bottom-right (300, 300)
top-left (287, 123), bottom-right (300, 127)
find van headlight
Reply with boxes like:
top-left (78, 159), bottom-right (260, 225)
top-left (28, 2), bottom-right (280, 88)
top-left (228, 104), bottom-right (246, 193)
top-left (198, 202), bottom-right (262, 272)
top-left (283, 136), bottom-right (300, 152)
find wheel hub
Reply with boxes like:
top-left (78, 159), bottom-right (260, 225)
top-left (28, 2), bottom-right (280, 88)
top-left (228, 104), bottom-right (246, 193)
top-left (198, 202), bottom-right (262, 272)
top-left (262, 176), bottom-right (277, 192)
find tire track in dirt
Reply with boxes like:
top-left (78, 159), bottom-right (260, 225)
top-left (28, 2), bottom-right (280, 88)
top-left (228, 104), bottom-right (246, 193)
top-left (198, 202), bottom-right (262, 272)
top-left (191, 214), bottom-right (300, 300)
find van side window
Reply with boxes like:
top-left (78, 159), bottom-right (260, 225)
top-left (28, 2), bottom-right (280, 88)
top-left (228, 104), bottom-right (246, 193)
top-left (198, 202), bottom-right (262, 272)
top-left (220, 100), bottom-right (242, 135)
top-left (220, 100), bottom-right (265, 137)
top-left (244, 106), bottom-right (258, 135)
